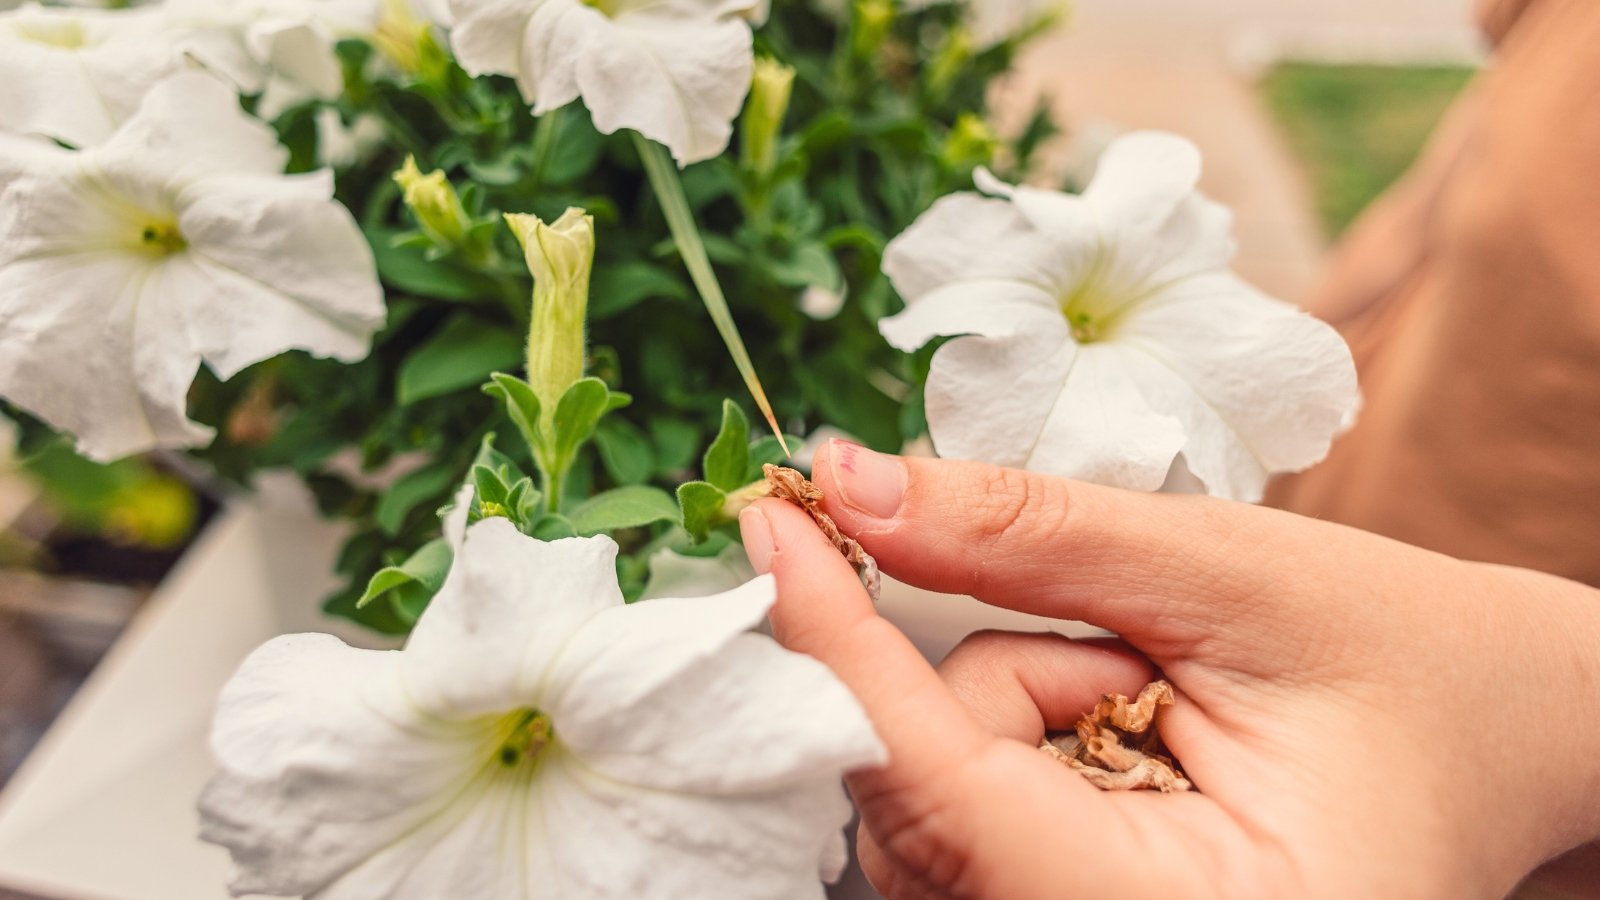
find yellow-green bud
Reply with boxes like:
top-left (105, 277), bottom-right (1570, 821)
top-left (741, 57), bottom-right (795, 178)
top-left (393, 156), bottom-right (472, 251)
top-left (504, 208), bottom-right (596, 423)
top-left (941, 113), bottom-right (1001, 170)
top-left (852, 0), bottom-right (893, 59)
top-left (927, 25), bottom-right (973, 98)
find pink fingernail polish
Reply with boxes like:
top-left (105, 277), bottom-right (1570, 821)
top-left (739, 507), bottom-right (776, 574)
top-left (828, 440), bottom-right (906, 520)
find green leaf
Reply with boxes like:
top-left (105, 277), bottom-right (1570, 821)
top-left (377, 464), bottom-right (458, 536)
top-left (546, 377), bottom-right (612, 473)
top-left (471, 463), bottom-right (509, 506)
top-left (368, 229), bottom-right (494, 301)
top-left (471, 433), bottom-right (524, 483)
top-left (568, 485), bottom-right (680, 535)
top-left (703, 400), bottom-right (750, 492)
top-left (504, 477), bottom-right (542, 524)
top-left (676, 480), bottom-right (727, 543)
top-left (397, 316), bottom-right (523, 405)
top-left (594, 418), bottom-right (654, 485)
top-left (356, 537), bottom-right (452, 610)
top-left (530, 513), bottom-right (578, 541)
top-left (769, 241), bottom-right (842, 291)
top-left (589, 262), bottom-right (691, 319)
top-left (650, 418), bottom-right (701, 475)
top-left (483, 373), bottom-right (542, 459)
top-left (747, 433), bottom-right (803, 479)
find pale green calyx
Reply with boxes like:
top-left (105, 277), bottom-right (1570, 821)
top-left (393, 156), bottom-right (472, 251)
top-left (505, 208), bottom-right (596, 422)
top-left (741, 57), bottom-right (794, 177)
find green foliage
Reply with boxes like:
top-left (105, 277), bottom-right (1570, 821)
top-left (166, 3), bottom-right (1056, 632)
top-left (1262, 62), bottom-right (1475, 237)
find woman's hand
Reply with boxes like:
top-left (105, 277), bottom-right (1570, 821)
top-left (739, 442), bottom-right (1600, 899)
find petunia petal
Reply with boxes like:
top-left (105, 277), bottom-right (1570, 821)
top-left (878, 279), bottom-right (1062, 352)
top-left (542, 575), bottom-right (775, 721)
top-left (924, 327), bottom-right (1074, 470)
top-left (1081, 132), bottom-right (1236, 291)
top-left (175, 170), bottom-right (384, 378)
top-left (576, 6), bottom-right (754, 165)
top-left (1023, 342), bottom-right (1188, 491)
top-left (402, 520), bottom-right (624, 718)
top-left (554, 629), bottom-right (885, 793)
top-left (447, 0), bottom-right (538, 80)
top-left (1111, 272), bottom-right (1359, 501)
top-left (882, 191), bottom-right (1081, 302)
top-left (0, 5), bottom-right (179, 147)
top-left (639, 543), bottom-right (756, 600)
top-left (516, 0), bottom-right (601, 115)
top-left (95, 71), bottom-right (288, 193)
top-left (0, 252), bottom-right (212, 461)
top-left (200, 634), bottom-right (495, 898)
top-left (1081, 131), bottom-right (1203, 234)
top-left (537, 746), bottom-right (857, 899)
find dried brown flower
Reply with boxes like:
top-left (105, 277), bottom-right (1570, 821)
top-left (1040, 680), bottom-right (1194, 793)
top-left (763, 464), bottom-right (881, 602)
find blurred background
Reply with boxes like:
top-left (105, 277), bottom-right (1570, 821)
top-left (0, 0), bottom-right (1486, 808)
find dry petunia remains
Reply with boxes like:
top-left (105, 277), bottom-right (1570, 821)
top-left (763, 465), bottom-right (881, 603)
top-left (1041, 680), bottom-right (1194, 793)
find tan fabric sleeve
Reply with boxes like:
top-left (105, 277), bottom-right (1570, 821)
top-left (1267, 0), bottom-right (1600, 588)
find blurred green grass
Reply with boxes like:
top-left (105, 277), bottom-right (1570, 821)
top-left (1263, 62), bottom-right (1476, 238)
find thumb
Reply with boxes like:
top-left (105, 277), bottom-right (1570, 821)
top-left (809, 440), bottom-right (1370, 661)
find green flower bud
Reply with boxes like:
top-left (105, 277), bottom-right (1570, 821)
top-left (504, 208), bottom-right (596, 424)
top-left (927, 25), bottom-right (973, 99)
top-left (852, 0), bottom-right (894, 59)
top-left (941, 113), bottom-right (1001, 170)
top-left (741, 57), bottom-right (794, 178)
top-left (393, 156), bottom-right (473, 252)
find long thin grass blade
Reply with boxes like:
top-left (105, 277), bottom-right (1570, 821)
top-left (633, 133), bottom-right (790, 457)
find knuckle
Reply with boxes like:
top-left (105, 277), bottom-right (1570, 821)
top-left (968, 466), bottom-right (1073, 550)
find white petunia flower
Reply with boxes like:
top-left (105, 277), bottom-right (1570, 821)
top-left (164, 0), bottom-right (376, 118)
top-left (449, 0), bottom-right (765, 165)
top-left (0, 3), bottom-right (186, 147)
top-left (200, 515), bottom-right (885, 899)
top-left (640, 543), bottom-right (757, 600)
top-left (880, 131), bottom-right (1358, 503)
top-left (0, 71), bottom-right (385, 462)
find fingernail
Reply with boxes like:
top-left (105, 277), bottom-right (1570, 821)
top-left (827, 440), bottom-right (906, 520)
top-left (739, 506), bottom-right (776, 575)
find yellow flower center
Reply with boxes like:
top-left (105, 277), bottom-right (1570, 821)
top-left (14, 19), bottom-right (91, 50)
top-left (138, 220), bottom-right (187, 256)
top-left (582, 0), bottom-right (620, 17)
top-left (1059, 251), bottom-right (1131, 344)
top-left (494, 709), bottom-right (555, 770)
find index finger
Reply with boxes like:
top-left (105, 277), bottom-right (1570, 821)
top-left (739, 498), bottom-right (992, 808)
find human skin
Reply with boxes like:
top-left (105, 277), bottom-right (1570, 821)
top-left (738, 441), bottom-right (1600, 899)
